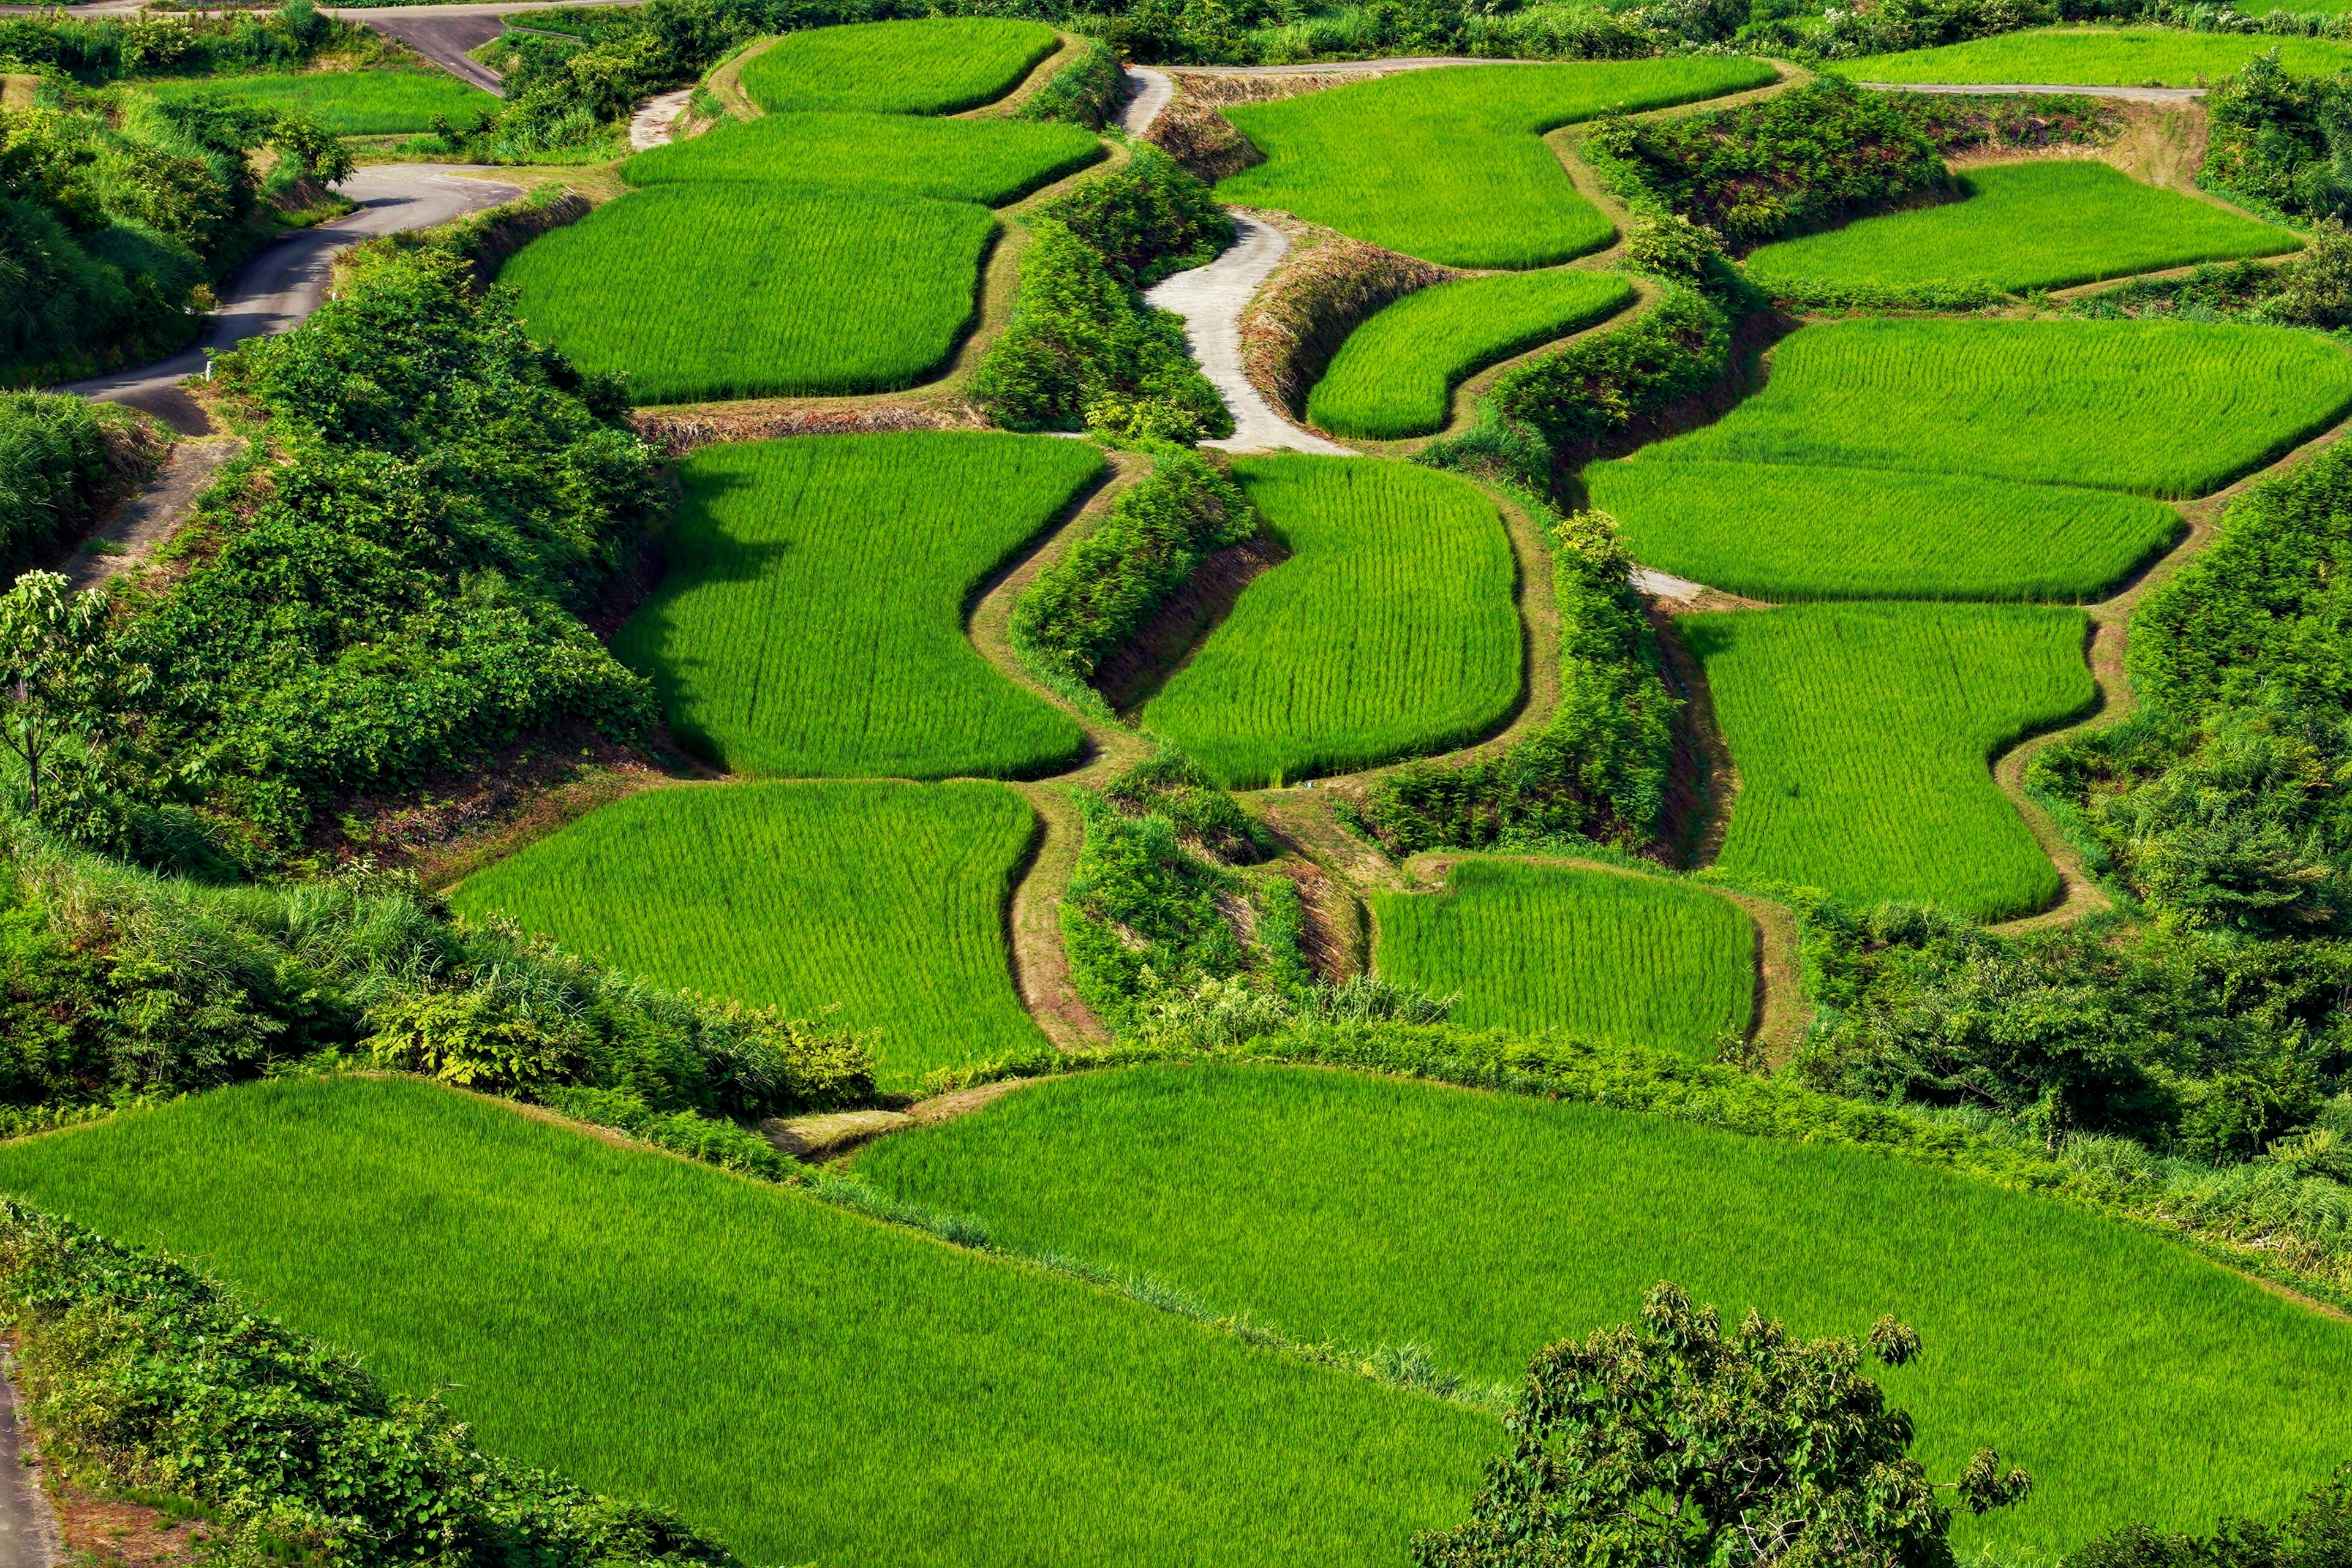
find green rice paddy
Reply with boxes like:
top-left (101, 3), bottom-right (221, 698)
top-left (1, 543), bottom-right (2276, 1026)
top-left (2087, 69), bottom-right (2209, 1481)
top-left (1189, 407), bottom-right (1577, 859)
top-left (448, 782), bottom-right (1046, 1084)
top-left (503, 185), bottom-right (996, 405)
top-left (1684, 601), bottom-right (2095, 918)
top-left (739, 17), bottom-right (1061, 115)
top-left (1306, 268), bottom-right (1634, 440)
top-left (1369, 859), bottom-right (1754, 1054)
top-left (0, 1076), bottom-right (1491, 1567)
top-left (1140, 454), bottom-right (1522, 788)
top-left (1743, 161), bottom-right (2299, 297)
top-left (622, 110), bottom-right (1104, 204)
top-left (855, 1062), bottom-right (2352, 1558)
top-left (1850, 26), bottom-right (2352, 85)
top-left (1588, 460), bottom-right (2183, 601)
top-left (614, 432), bottom-right (1099, 780)
top-left (138, 68), bottom-right (497, 135)
top-left (1216, 58), bottom-right (1778, 268)
top-left (1645, 317), bottom-right (2352, 500)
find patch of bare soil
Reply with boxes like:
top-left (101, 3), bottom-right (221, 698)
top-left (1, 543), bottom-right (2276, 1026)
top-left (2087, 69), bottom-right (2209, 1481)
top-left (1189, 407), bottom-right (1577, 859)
top-left (1144, 99), bottom-right (1264, 183)
top-left (631, 402), bottom-right (974, 459)
top-left (1005, 784), bottom-right (1112, 1049)
top-left (1095, 528), bottom-right (1288, 714)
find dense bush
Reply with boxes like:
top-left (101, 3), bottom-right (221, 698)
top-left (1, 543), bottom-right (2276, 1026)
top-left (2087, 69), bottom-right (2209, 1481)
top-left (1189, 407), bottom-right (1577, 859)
top-left (2204, 50), bottom-right (2352, 222)
top-left (1100, 748), bottom-right (1267, 862)
top-left (1038, 141), bottom-right (1233, 288)
top-left (0, 821), bottom-right (875, 1121)
top-left (1363, 506), bottom-right (1680, 856)
top-left (1490, 286), bottom-right (1732, 451)
top-left (1586, 76), bottom-right (1948, 251)
top-left (62, 243), bottom-right (662, 858)
top-left (2067, 1466), bottom-right (2352, 1568)
top-left (0, 394), bottom-right (143, 572)
top-left (1012, 443), bottom-right (1257, 685)
top-left (0, 1198), bottom-right (744, 1568)
top-left (973, 217), bottom-right (1232, 439)
top-left (1019, 34), bottom-right (1125, 128)
top-left (1061, 790), bottom-right (1251, 1027)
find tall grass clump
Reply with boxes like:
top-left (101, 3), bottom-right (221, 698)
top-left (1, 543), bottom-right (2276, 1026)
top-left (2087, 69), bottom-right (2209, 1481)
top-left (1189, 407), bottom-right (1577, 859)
top-left (614, 432), bottom-right (1100, 780)
top-left (1216, 59), bottom-right (1778, 269)
top-left (451, 781), bottom-right (1051, 1085)
top-left (0, 392), bottom-right (140, 573)
top-left (1370, 860), bottom-right (1754, 1054)
top-left (1141, 455), bottom-right (1522, 787)
top-left (737, 17), bottom-right (1061, 114)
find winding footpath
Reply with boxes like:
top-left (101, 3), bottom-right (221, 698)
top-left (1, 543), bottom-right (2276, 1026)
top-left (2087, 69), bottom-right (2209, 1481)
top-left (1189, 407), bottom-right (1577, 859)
top-left (1142, 216), bottom-right (1352, 456)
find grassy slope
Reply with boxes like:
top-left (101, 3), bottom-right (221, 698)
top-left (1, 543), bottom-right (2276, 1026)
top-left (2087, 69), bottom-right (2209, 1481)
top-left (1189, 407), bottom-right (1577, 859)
top-left (1308, 269), bottom-right (1634, 440)
top-left (1140, 454), bottom-right (1521, 788)
top-left (1686, 601), bottom-right (2095, 918)
top-left (139, 69), bottom-right (499, 135)
top-left (448, 782), bottom-right (1047, 1085)
top-left (1588, 459), bottom-right (2183, 601)
top-left (614, 432), bottom-right (1096, 780)
top-left (1368, 859), bottom-right (1754, 1055)
top-left (739, 17), bottom-right (1060, 114)
top-left (1744, 161), bottom-right (2301, 294)
top-left (1217, 59), bottom-right (1777, 269)
top-left (856, 1062), bottom-right (2352, 1558)
top-left (503, 186), bottom-right (996, 404)
top-left (622, 111), bottom-right (1104, 203)
top-left (1646, 317), bottom-right (2352, 500)
top-left (0, 1077), bottom-right (1491, 1567)
top-left (1850, 26), bottom-right (2352, 85)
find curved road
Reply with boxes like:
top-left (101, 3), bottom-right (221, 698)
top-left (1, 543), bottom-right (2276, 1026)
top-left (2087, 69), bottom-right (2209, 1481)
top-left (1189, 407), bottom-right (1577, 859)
top-left (63, 164), bottom-right (521, 431)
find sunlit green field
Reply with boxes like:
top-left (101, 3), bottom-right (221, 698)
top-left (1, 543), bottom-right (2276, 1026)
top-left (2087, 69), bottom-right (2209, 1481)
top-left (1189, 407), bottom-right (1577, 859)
top-left (0, 1077), bottom-right (1491, 1567)
top-left (623, 110), bottom-right (1102, 203)
top-left (1141, 454), bottom-right (1521, 787)
top-left (856, 1062), bottom-right (2352, 1559)
top-left (139, 68), bottom-right (497, 134)
top-left (1850, 26), bottom-right (2352, 85)
top-left (1588, 459), bottom-right (2183, 601)
top-left (1686, 601), bottom-right (2095, 918)
top-left (1370, 859), bottom-right (1754, 1054)
top-left (1645, 317), bottom-right (2352, 500)
top-left (739, 17), bottom-right (1061, 114)
top-left (614, 432), bottom-right (1098, 780)
top-left (450, 782), bottom-right (1046, 1084)
top-left (1744, 161), bottom-right (2299, 297)
top-left (1216, 58), bottom-right (1777, 268)
top-left (1308, 269), bottom-right (1633, 439)
top-left (504, 184), bottom-right (997, 404)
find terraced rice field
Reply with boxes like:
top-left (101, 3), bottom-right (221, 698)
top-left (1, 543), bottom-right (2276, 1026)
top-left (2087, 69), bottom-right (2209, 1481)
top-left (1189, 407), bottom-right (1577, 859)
top-left (503, 186), bottom-right (996, 405)
top-left (1588, 461), bottom-right (2182, 601)
top-left (1850, 26), bottom-right (2352, 85)
top-left (1646, 318), bottom-right (2352, 500)
top-left (1140, 454), bottom-right (1521, 787)
top-left (739, 17), bottom-right (1061, 114)
top-left (1307, 269), bottom-right (1634, 440)
top-left (1369, 859), bottom-right (1754, 1055)
top-left (1743, 162), bottom-right (2299, 297)
top-left (1216, 59), bottom-right (1777, 268)
top-left (140, 68), bottom-right (499, 134)
top-left (0, 1077), bottom-right (1491, 1568)
top-left (855, 1062), bottom-right (2352, 1559)
top-left (448, 782), bottom-right (1046, 1083)
top-left (614, 432), bottom-right (1099, 779)
top-left (1684, 602), bottom-right (2095, 918)
top-left (622, 111), bottom-right (1104, 204)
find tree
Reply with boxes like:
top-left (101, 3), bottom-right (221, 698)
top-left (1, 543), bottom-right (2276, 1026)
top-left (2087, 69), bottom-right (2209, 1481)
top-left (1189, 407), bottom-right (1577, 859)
top-left (0, 571), bottom-right (108, 812)
top-left (1413, 1282), bottom-right (2032, 1568)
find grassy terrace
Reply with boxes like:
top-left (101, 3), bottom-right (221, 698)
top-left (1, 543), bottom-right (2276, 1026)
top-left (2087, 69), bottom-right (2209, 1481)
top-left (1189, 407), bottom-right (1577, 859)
top-left (1850, 25), bottom-right (2352, 84)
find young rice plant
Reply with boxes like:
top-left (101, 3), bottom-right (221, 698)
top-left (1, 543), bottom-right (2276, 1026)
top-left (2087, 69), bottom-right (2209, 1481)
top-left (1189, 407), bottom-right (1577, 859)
top-left (1849, 27), bottom-right (2352, 86)
top-left (450, 782), bottom-right (1048, 1084)
top-left (614, 432), bottom-right (1101, 780)
top-left (622, 111), bottom-right (1104, 206)
top-left (1368, 859), bottom-right (1755, 1055)
top-left (1141, 454), bottom-right (1522, 787)
top-left (1684, 601), bottom-right (2096, 919)
top-left (739, 17), bottom-right (1061, 115)
top-left (140, 69), bottom-right (500, 135)
top-left (1307, 268), bottom-right (1635, 440)
top-left (1216, 59), bottom-right (1778, 269)
top-left (855, 1061), bottom-right (2352, 1559)
top-left (0, 1077), bottom-right (1495, 1568)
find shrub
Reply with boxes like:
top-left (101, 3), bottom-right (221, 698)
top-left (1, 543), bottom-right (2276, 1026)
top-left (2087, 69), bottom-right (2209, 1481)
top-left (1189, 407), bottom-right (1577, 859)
top-left (1038, 141), bottom-right (1232, 288)
top-left (1490, 286), bottom-right (1732, 450)
top-left (1363, 506), bottom-right (1679, 855)
top-left (1012, 443), bottom-right (1257, 684)
top-left (2203, 49), bottom-right (2352, 222)
top-left (2066, 1466), bottom-right (2352, 1568)
top-left (1019, 35), bottom-right (1125, 129)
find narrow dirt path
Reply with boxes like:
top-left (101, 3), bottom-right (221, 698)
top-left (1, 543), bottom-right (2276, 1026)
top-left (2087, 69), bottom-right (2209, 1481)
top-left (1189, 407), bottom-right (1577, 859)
top-left (1006, 783), bottom-right (1111, 1049)
top-left (66, 437), bottom-right (244, 590)
top-left (630, 86), bottom-right (696, 150)
top-left (1143, 213), bottom-right (1355, 455)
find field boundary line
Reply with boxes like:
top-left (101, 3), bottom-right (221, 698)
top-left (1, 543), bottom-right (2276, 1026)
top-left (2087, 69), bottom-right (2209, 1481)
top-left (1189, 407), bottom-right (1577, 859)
top-left (703, 34), bottom-right (772, 121)
top-left (1001, 785), bottom-right (1112, 1049)
top-left (957, 30), bottom-right (1087, 121)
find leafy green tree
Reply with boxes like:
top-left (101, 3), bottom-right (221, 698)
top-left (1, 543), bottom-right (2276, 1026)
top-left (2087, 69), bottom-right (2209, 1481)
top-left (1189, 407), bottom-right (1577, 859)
top-left (1414, 1282), bottom-right (2030, 1568)
top-left (0, 571), bottom-right (108, 813)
